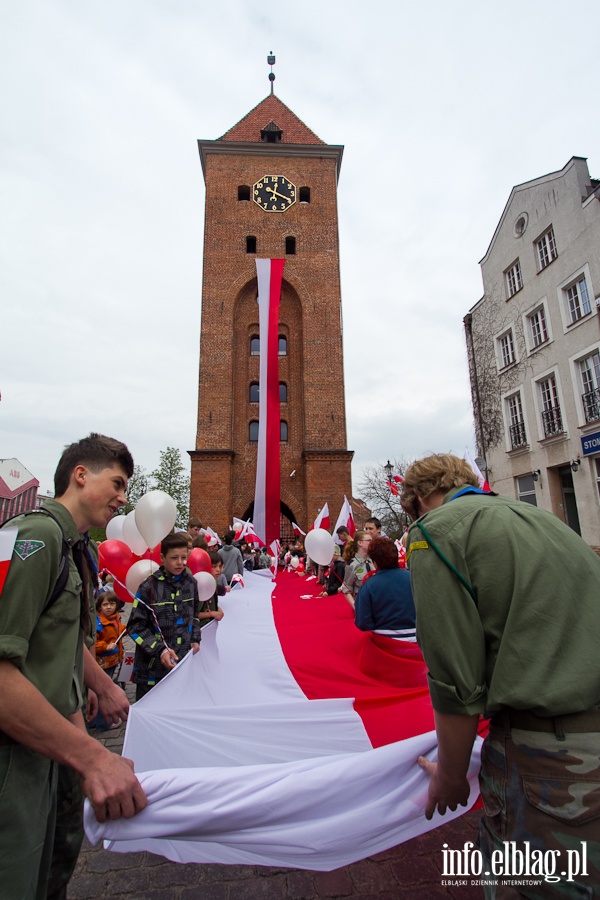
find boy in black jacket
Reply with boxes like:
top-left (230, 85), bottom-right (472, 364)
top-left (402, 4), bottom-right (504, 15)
top-left (127, 532), bottom-right (201, 701)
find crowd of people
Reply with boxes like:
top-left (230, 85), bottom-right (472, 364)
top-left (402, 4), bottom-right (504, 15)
top-left (1, 434), bottom-right (599, 898)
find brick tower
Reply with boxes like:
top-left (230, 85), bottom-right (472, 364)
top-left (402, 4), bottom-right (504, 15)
top-left (189, 91), bottom-right (353, 538)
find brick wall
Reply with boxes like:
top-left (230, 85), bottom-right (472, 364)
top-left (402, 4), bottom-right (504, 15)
top-left (190, 144), bottom-right (353, 535)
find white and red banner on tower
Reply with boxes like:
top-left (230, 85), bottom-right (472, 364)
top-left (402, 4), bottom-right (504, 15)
top-left (253, 259), bottom-right (285, 548)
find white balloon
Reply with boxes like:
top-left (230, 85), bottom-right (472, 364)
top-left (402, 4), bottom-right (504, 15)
top-left (135, 491), bottom-right (177, 549)
top-left (106, 515), bottom-right (126, 542)
top-left (304, 528), bottom-right (335, 566)
top-left (125, 559), bottom-right (159, 596)
top-left (194, 570), bottom-right (216, 603)
top-left (122, 510), bottom-right (147, 555)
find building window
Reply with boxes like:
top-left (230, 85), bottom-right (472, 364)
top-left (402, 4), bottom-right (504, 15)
top-left (505, 260), bottom-right (523, 298)
top-left (528, 306), bottom-right (549, 349)
top-left (517, 474), bottom-right (537, 506)
top-left (249, 382), bottom-right (259, 403)
top-left (498, 329), bottom-right (516, 369)
top-left (565, 275), bottom-right (591, 324)
top-left (538, 374), bottom-right (563, 437)
top-left (250, 335), bottom-right (260, 355)
top-left (279, 382), bottom-right (287, 402)
top-left (299, 186), bottom-right (310, 204)
top-left (246, 236), bottom-right (257, 254)
top-left (280, 420), bottom-right (288, 442)
top-left (249, 420), bottom-right (259, 442)
top-left (285, 236), bottom-right (296, 255)
top-left (580, 351), bottom-right (600, 422)
top-left (536, 227), bottom-right (557, 270)
top-left (506, 393), bottom-right (527, 449)
top-left (238, 185), bottom-right (251, 201)
top-left (278, 335), bottom-right (287, 356)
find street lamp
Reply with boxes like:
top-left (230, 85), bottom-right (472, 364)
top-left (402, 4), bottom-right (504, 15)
top-left (384, 460), bottom-right (393, 483)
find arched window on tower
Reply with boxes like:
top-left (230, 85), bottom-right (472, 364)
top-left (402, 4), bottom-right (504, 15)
top-left (280, 420), bottom-right (288, 442)
top-left (238, 185), bottom-right (251, 201)
top-left (278, 335), bottom-right (287, 356)
top-left (246, 235), bottom-right (257, 254)
top-left (250, 335), bottom-right (260, 355)
top-left (299, 186), bottom-right (310, 204)
top-left (279, 382), bottom-right (287, 402)
top-left (285, 236), bottom-right (296, 255)
top-left (249, 420), bottom-right (259, 442)
top-left (249, 382), bottom-right (259, 403)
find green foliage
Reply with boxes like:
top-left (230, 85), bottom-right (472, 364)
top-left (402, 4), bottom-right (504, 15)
top-left (121, 465), bottom-right (149, 516)
top-left (150, 447), bottom-right (190, 528)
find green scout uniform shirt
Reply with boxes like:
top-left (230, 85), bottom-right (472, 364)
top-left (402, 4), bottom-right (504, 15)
top-left (0, 499), bottom-right (88, 717)
top-left (407, 486), bottom-right (600, 719)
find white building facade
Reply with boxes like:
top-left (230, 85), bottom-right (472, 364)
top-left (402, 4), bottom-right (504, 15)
top-left (465, 157), bottom-right (600, 548)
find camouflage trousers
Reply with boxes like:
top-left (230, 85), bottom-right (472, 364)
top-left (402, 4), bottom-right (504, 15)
top-left (478, 715), bottom-right (600, 899)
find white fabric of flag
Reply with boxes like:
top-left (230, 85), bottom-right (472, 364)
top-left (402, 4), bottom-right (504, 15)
top-left (85, 573), bottom-right (482, 871)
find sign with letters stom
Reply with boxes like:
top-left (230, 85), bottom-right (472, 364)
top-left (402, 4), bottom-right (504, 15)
top-left (581, 430), bottom-right (600, 456)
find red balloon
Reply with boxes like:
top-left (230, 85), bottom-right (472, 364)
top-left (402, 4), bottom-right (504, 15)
top-left (98, 540), bottom-right (135, 584)
top-left (113, 579), bottom-right (134, 604)
top-left (140, 544), bottom-right (162, 565)
top-left (187, 547), bottom-right (212, 575)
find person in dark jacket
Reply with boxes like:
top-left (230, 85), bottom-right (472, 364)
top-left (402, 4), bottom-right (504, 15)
top-left (127, 532), bottom-right (201, 701)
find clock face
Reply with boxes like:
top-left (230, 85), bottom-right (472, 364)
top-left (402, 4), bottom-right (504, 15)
top-left (253, 175), bottom-right (296, 212)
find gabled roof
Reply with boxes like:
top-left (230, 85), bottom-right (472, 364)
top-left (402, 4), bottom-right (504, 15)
top-left (219, 94), bottom-right (325, 145)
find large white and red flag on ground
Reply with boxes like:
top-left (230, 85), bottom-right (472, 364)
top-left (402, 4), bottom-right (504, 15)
top-left (89, 571), bottom-right (485, 870)
top-left (292, 522), bottom-right (306, 537)
top-left (0, 526), bottom-right (18, 596)
top-left (463, 447), bottom-right (491, 492)
top-left (253, 259), bottom-right (285, 549)
top-left (333, 495), bottom-right (356, 540)
top-left (313, 502), bottom-right (330, 531)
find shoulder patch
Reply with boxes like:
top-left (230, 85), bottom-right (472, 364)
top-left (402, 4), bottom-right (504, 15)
top-left (14, 539), bottom-right (46, 561)
top-left (405, 540), bottom-right (428, 563)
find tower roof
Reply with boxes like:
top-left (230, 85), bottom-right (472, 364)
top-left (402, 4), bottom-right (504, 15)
top-left (219, 95), bottom-right (325, 145)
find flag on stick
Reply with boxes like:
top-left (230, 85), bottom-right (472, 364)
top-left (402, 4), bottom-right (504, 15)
top-left (333, 496), bottom-right (356, 540)
top-left (463, 447), bottom-right (491, 492)
top-left (313, 503), bottom-right (330, 531)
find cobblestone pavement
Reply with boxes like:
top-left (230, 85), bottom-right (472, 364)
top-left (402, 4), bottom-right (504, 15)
top-left (71, 631), bottom-right (483, 899)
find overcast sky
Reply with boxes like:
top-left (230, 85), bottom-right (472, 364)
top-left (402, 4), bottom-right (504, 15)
top-left (2, 0), bottom-right (600, 501)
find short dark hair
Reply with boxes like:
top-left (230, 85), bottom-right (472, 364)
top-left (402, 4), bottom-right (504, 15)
top-left (336, 526), bottom-right (350, 537)
top-left (161, 532), bottom-right (188, 555)
top-left (54, 433), bottom-right (134, 497)
top-left (368, 537), bottom-right (399, 570)
top-left (223, 530), bottom-right (236, 546)
top-left (95, 590), bottom-right (119, 612)
top-left (188, 517), bottom-right (203, 529)
top-left (192, 535), bottom-right (209, 550)
top-left (208, 550), bottom-right (222, 566)
top-left (365, 517), bottom-right (382, 529)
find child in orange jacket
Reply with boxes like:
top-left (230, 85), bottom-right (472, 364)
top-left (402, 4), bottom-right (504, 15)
top-left (95, 591), bottom-right (126, 677)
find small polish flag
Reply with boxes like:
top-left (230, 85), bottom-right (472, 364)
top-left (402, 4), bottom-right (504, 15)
top-left (230, 574), bottom-right (245, 590)
top-left (333, 496), bottom-right (356, 541)
top-left (0, 526), bottom-right (18, 596)
top-left (292, 522), bottom-right (306, 537)
top-left (463, 448), bottom-right (491, 492)
top-left (269, 540), bottom-right (280, 576)
top-left (203, 526), bottom-right (221, 547)
top-left (313, 503), bottom-right (330, 531)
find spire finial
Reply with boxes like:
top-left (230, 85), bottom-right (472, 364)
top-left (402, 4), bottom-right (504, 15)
top-left (267, 52), bottom-right (275, 95)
